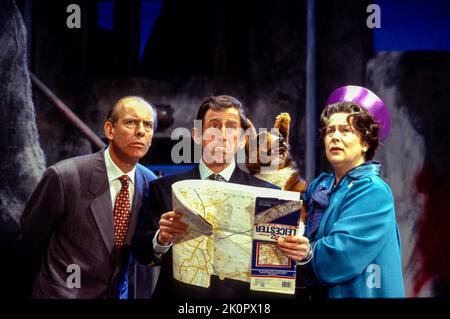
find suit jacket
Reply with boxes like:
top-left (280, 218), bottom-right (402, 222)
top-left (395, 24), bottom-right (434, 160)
top-left (20, 150), bottom-right (157, 299)
top-left (132, 165), bottom-right (279, 299)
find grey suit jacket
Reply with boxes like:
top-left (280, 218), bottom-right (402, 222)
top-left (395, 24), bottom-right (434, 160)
top-left (20, 149), bottom-right (156, 299)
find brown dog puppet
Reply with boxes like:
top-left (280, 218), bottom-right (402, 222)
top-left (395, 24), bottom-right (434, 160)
top-left (245, 112), bottom-right (308, 226)
top-left (245, 113), bottom-right (307, 192)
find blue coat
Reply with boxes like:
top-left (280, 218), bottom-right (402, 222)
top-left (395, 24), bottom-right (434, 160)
top-left (299, 162), bottom-right (405, 298)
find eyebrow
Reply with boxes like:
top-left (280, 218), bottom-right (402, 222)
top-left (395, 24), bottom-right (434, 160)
top-left (327, 123), bottom-right (351, 127)
top-left (207, 117), bottom-right (239, 124)
top-left (124, 115), bottom-right (152, 121)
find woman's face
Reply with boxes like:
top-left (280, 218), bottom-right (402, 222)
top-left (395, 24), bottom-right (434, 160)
top-left (324, 112), bottom-right (368, 173)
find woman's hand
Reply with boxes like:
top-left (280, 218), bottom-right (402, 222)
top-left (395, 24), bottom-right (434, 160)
top-left (277, 235), bottom-right (311, 262)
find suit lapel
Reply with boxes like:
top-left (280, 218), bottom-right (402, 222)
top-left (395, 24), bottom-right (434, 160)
top-left (180, 166), bottom-right (201, 180)
top-left (88, 152), bottom-right (115, 261)
top-left (229, 166), bottom-right (247, 184)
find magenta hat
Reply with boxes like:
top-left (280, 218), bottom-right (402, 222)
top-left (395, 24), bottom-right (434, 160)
top-left (325, 85), bottom-right (391, 141)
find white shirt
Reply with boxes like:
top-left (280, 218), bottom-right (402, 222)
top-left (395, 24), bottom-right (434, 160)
top-left (198, 158), bottom-right (235, 181)
top-left (104, 147), bottom-right (136, 210)
top-left (153, 160), bottom-right (236, 255)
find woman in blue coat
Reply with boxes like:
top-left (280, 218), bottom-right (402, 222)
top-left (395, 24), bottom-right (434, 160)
top-left (278, 86), bottom-right (405, 298)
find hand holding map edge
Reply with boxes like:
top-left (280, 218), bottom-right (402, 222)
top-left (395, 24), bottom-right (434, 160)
top-left (158, 211), bottom-right (188, 245)
top-left (277, 235), bottom-right (310, 262)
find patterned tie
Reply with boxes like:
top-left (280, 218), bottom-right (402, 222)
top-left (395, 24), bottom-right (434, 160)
top-left (113, 175), bottom-right (131, 262)
top-left (305, 185), bottom-right (331, 240)
top-left (208, 174), bottom-right (226, 182)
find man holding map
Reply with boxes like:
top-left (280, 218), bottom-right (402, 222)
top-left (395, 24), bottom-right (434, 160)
top-left (132, 95), bottom-right (279, 298)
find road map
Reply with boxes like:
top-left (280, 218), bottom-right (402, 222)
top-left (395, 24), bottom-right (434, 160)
top-left (171, 179), bottom-right (301, 294)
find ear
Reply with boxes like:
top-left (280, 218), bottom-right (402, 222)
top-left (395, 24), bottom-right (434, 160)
top-left (361, 141), bottom-right (369, 153)
top-left (238, 130), bottom-right (247, 149)
top-left (274, 113), bottom-right (291, 140)
top-left (104, 121), bottom-right (114, 141)
top-left (246, 118), bottom-right (255, 130)
top-left (191, 127), bottom-right (202, 145)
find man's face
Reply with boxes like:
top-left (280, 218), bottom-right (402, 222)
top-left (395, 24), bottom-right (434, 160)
top-left (198, 108), bottom-right (243, 164)
top-left (104, 98), bottom-right (154, 164)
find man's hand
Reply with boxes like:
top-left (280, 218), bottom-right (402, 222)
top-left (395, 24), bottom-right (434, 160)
top-left (158, 211), bottom-right (188, 246)
top-left (277, 235), bottom-right (310, 262)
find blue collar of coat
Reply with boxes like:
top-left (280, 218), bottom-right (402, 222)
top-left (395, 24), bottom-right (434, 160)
top-left (312, 161), bottom-right (382, 192)
top-left (343, 160), bottom-right (381, 180)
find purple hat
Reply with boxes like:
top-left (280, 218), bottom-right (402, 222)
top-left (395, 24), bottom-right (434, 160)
top-left (325, 85), bottom-right (391, 141)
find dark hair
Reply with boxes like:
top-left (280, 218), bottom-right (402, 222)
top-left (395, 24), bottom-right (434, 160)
top-left (106, 96), bottom-right (158, 131)
top-left (196, 95), bottom-right (250, 130)
top-left (318, 102), bottom-right (379, 160)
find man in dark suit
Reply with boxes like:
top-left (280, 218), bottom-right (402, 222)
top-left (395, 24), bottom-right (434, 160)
top-left (132, 95), bottom-right (279, 299)
top-left (20, 96), bottom-right (157, 299)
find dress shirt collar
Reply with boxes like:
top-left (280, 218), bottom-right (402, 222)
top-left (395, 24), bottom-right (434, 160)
top-left (104, 147), bottom-right (136, 186)
top-left (199, 158), bottom-right (235, 181)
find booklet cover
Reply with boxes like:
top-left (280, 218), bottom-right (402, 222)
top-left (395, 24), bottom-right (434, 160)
top-left (250, 197), bottom-right (303, 295)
